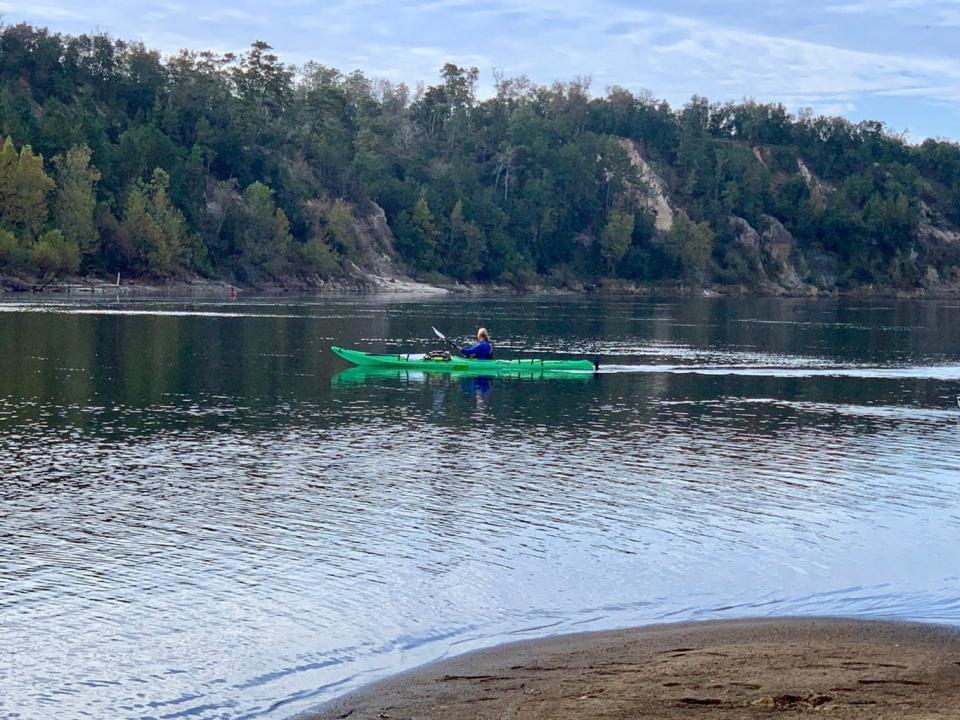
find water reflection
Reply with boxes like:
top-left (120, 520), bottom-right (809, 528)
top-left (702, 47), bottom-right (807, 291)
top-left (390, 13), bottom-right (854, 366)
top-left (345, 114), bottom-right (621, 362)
top-left (1, 296), bottom-right (959, 720)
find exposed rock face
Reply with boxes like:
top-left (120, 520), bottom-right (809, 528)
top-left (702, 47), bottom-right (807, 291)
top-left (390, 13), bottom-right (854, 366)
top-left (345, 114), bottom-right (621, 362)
top-left (349, 203), bottom-right (400, 279)
top-left (618, 138), bottom-right (674, 232)
top-left (796, 158), bottom-right (815, 186)
top-left (730, 216), bottom-right (760, 253)
top-left (920, 223), bottom-right (960, 246)
top-left (728, 214), bottom-right (817, 294)
top-left (916, 208), bottom-right (960, 294)
top-left (760, 214), bottom-right (795, 265)
top-left (918, 201), bottom-right (960, 248)
top-left (796, 158), bottom-right (830, 209)
top-left (752, 146), bottom-right (769, 167)
top-left (347, 203), bottom-right (449, 294)
top-left (759, 215), bottom-right (807, 292)
top-left (804, 248), bottom-right (839, 291)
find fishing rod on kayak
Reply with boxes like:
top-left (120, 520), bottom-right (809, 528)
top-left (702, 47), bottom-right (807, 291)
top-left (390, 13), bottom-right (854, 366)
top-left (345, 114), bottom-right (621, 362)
top-left (432, 326), bottom-right (466, 356)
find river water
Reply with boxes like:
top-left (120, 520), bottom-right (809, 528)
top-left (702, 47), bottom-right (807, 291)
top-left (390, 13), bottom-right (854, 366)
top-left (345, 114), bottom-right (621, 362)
top-left (1, 295), bottom-right (959, 720)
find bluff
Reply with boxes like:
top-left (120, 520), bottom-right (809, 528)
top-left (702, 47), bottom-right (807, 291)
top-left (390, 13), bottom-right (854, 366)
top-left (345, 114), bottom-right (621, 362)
top-left (1, 23), bottom-right (960, 295)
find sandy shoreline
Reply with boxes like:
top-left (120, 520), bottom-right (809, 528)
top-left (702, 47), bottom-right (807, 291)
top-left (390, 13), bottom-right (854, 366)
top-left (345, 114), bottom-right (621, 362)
top-left (301, 618), bottom-right (960, 719)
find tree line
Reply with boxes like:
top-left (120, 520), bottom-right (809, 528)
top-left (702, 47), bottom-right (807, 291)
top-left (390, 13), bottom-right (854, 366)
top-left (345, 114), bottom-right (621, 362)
top-left (1, 22), bottom-right (959, 289)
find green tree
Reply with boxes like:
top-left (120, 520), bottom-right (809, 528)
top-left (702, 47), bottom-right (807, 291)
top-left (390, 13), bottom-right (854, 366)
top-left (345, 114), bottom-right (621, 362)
top-left (0, 138), bottom-right (17, 220)
top-left (0, 138), bottom-right (54, 238)
top-left (327, 198), bottom-right (356, 257)
top-left (123, 186), bottom-right (170, 275)
top-left (30, 228), bottom-right (80, 277)
top-left (668, 211), bottom-right (715, 281)
top-left (16, 145), bottom-right (55, 238)
top-left (301, 235), bottom-right (340, 277)
top-left (52, 145), bottom-right (101, 260)
top-left (147, 169), bottom-right (191, 269)
top-left (439, 199), bottom-right (484, 280)
top-left (601, 209), bottom-right (635, 272)
top-left (236, 181), bottom-right (291, 278)
top-left (120, 169), bottom-right (192, 275)
top-left (0, 228), bottom-right (20, 269)
top-left (396, 195), bottom-right (438, 270)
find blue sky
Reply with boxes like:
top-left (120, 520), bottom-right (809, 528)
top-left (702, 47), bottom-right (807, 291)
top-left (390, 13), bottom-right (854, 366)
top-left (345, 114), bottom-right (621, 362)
top-left (3, 0), bottom-right (959, 140)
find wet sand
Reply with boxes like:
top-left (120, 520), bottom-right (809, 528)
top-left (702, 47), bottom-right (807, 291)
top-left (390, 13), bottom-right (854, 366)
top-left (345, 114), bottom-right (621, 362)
top-left (303, 618), bottom-right (960, 719)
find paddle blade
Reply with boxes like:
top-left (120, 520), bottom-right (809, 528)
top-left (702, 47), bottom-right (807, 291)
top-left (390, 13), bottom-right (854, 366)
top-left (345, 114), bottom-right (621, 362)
top-left (432, 326), bottom-right (446, 341)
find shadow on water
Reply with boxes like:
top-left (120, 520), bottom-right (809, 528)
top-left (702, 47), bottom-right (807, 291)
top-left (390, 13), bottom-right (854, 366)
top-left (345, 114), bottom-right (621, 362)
top-left (2, 296), bottom-right (960, 720)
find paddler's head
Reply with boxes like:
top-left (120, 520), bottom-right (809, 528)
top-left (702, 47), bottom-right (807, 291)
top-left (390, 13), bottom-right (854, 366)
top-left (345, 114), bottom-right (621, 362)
top-left (477, 327), bottom-right (489, 341)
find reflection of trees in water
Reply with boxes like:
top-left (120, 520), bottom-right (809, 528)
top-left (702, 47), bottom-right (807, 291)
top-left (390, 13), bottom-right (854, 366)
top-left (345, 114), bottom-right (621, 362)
top-left (1, 297), bottom-right (957, 441)
top-left (0, 309), bottom-right (331, 429)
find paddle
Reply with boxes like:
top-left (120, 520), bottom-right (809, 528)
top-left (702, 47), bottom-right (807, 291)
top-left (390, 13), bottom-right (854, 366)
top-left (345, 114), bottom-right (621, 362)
top-left (432, 326), bottom-right (465, 356)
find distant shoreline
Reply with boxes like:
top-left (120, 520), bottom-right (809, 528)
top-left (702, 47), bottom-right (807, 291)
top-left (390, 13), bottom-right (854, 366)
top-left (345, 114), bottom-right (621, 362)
top-left (300, 617), bottom-right (960, 720)
top-left (0, 273), bottom-right (450, 297)
top-left (4, 272), bottom-right (960, 299)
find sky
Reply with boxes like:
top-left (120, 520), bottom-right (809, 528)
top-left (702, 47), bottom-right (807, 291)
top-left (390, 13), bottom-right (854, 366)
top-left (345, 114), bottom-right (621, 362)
top-left (3, 0), bottom-right (960, 141)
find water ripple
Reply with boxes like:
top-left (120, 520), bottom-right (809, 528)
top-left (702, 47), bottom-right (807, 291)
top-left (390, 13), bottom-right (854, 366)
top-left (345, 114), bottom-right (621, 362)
top-left (1, 296), bottom-right (959, 719)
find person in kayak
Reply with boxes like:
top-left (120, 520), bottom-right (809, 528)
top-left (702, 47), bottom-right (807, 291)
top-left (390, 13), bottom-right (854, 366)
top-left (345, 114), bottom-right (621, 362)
top-left (461, 327), bottom-right (493, 359)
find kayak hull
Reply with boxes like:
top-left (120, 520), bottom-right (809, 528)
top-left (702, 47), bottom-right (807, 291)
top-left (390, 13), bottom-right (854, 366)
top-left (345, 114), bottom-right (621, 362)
top-left (333, 366), bottom-right (595, 386)
top-left (331, 346), bottom-right (596, 373)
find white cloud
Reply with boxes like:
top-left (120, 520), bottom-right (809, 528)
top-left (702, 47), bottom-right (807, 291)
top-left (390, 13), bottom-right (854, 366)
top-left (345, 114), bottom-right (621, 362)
top-left (0, 1), bottom-right (82, 20)
top-left (196, 8), bottom-right (267, 24)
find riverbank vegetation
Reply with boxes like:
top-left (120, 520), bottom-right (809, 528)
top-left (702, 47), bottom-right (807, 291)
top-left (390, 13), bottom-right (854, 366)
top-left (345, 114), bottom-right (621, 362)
top-left (2, 22), bottom-right (960, 292)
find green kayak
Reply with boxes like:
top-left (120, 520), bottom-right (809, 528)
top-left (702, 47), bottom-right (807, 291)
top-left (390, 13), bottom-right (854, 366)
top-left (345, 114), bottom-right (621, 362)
top-left (332, 366), bottom-right (595, 386)
top-left (331, 346), bottom-right (597, 373)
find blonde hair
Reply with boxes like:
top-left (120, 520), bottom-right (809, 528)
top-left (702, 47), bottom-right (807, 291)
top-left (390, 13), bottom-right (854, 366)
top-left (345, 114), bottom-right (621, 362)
top-left (477, 327), bottom-right (489, 340)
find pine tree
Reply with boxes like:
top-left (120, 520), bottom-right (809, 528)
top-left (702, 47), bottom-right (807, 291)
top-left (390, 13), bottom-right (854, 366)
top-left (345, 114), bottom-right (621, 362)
top-left (408, 195), bottom-right (438, 270)
top-left (442, 199), bottom-right (484, 280)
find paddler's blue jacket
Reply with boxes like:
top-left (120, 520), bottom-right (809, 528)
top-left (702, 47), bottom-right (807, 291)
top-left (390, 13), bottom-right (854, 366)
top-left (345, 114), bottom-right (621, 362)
top-left (461, 339), bottom-right (493, 359)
